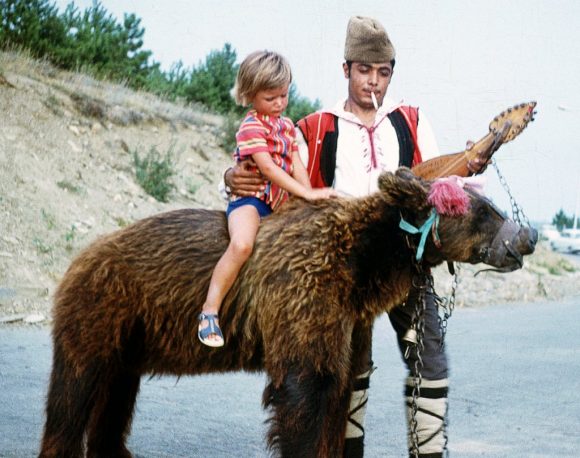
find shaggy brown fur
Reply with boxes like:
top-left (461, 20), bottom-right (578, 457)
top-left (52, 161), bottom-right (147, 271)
top-left (39, 169), bottom-right (534, 458)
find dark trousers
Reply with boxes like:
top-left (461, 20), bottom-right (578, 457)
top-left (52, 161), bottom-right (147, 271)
top-left (389, 289), bottom-right (448, 379)
top-left (344, 289), bottom-right (448, 458)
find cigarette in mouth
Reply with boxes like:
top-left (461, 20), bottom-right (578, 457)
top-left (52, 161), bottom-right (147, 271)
top-left (371, 92), bottom-right (379, 110)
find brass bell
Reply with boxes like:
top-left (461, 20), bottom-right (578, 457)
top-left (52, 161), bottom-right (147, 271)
top-left (403, 325), bottom-right (418, 345)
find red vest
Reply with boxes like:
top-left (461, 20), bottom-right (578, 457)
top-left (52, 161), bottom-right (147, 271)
top-left (296, 106), bottom-right (422, 188)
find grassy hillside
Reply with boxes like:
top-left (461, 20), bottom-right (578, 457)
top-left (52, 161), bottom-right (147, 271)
top-left (0, 51), bottom-right (232, 319)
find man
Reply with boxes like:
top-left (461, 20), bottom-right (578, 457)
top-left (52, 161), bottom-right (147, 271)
top-left (225, 16), bottom-right (451, 458)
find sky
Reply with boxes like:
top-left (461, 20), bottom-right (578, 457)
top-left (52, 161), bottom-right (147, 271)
top-left (54, 0), bottom-right (580, 224)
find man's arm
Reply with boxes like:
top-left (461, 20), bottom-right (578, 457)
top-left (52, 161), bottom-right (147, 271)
top-left (223, 121), bottom-right (311, 196)
top-left (414, 110), bottom-right (495, 179)
top-left (295, 127), bottom-right (310, 172)
top-left (252, 152), bottom-right (336, 200)
top-left (291, 155), bottom-right (312, 189)
top-left (290, 148), bottom-right (312, 189)
top-left (416, 109), bottom-right (440, 161)
top-left (223, 159), bottom-right (266, 197)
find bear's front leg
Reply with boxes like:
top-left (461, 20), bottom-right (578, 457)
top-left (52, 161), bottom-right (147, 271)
top-left (262, 363), bottom-right (352, 458)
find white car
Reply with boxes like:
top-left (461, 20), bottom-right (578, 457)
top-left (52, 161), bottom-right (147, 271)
top-left (540, 224), bottom-right (560, 242)
top-left (550, 229), bottom-right (580, 254)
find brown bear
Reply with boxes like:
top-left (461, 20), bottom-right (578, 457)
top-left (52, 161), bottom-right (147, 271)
top-left (39, 169), bottom-right (536, 458)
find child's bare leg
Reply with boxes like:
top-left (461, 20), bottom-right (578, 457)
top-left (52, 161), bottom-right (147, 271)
top-left (199, 205), bottom-right (261, 344)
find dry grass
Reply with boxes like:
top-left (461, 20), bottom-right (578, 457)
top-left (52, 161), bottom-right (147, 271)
top-left (0, 50), bottom-right (233, 319)
top-left (0, 50), bottom-right (222, 129)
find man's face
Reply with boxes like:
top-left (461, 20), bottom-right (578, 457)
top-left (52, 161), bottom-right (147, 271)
top-left (343, 62), bottom-right (393, 110)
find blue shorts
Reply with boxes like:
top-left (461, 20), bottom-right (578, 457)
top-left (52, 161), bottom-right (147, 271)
top-left (226, 196), bottom-right (272, 219)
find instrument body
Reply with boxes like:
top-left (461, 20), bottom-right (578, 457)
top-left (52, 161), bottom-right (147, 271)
top-left (412, 102), bottom-right (536, 179)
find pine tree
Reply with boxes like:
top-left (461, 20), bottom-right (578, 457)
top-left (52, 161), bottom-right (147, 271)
top-left (552, 209), bottom-right (573, 231)
top-left (184, 43), bottom-right (238, 114)
top-left (58, 1), bottom-right (154, 84)
top-left (0, 0), bottom-right (69, 58)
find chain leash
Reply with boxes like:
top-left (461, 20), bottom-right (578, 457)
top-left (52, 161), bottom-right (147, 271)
top-left (436, 264), bottom-right (460, 457)
top-left (411, 275), bottom-right (427, 458)
top-left (403, 209), bottom-right (463, 457)
top-left (405, 263), bottom-right (459, 458)
top-left (407, 159), bottom-right (526, 457)
top-left (491, 159), bottom-right (530, 227)
top-left (408, 268), bottom-right (429, 458)
top-left (434, 264), bottom-right (460, 350)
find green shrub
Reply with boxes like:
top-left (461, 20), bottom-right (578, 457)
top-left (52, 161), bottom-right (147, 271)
top-left (285, 83), bottom-right (321, 122)
top-left (57, 179), bottom-right (83, 194)
top-left (220, 111), bottom-right (243, 155)
top-left (113, 216), bottom-right (130, 227)
top-left (63, 225), bottom-right (76, 252)
top-left (186, 178), bottom-right (201, 196)
top-left (535, 258), bottom-right (577, 276)
top-left (33, 237), bottom-right (52, 255)
top-left (133, 145), bottom-right (175, 202)
top-left (41, 208), bottom-right (56, 229)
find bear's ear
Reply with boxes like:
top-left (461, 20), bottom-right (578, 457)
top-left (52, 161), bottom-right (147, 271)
top-left (378, 168), bottom-right (430, 211)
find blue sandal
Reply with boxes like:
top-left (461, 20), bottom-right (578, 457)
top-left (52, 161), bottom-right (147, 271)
top-left (198, 312), bottom-right (224, 347)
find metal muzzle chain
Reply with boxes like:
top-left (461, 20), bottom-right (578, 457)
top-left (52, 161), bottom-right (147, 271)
top-left (434, 264), bottom-right (460, 350)
top-left (492, 159), bottom-right (530, 227)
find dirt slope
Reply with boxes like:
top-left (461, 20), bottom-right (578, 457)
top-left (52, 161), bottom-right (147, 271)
top-left (0, 51), bottom-right (578, 323)
top-left (0, 51), bottom-right (231, 320)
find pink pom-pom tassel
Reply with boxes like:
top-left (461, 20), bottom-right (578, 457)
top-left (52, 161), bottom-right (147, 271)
top-left (427, 178), bottom-right (471, 216)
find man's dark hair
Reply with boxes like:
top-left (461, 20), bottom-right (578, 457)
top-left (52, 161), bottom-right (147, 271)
top-left (345, 59), bottom-right (396, 73)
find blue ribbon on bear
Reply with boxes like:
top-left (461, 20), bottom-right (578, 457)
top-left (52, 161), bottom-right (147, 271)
top-left (399, 208), bottom-right (440, 261)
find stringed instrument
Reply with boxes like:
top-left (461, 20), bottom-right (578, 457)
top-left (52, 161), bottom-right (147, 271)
top-left (412, 102), bottom-right (536, 179)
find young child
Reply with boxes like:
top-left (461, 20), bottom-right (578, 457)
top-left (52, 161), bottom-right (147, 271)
top-left (198, 50), bottom-right (336, 347)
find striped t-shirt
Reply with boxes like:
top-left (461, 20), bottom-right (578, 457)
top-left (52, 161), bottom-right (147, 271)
top-left (235, 109), bottom-right (298, 211)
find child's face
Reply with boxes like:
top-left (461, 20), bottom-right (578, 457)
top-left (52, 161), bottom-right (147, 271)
top-left (251, 85), bottom-right (289, 117)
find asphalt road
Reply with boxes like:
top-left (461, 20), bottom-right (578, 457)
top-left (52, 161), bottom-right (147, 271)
top-left (1, 297), bottom-right (579, 457)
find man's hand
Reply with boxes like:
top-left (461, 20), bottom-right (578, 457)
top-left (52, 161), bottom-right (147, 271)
top-left (225, 160), bottom-right (266, 197)
top-left (465, 140), bottom-right (491, 174)
top-left (466, 101), bottom-right (537, 175)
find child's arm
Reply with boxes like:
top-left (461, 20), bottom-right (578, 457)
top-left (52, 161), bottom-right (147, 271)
top-left (291, 150), bottom-right (312, 189)
top-left (252, 152), bottom-right (336, 200)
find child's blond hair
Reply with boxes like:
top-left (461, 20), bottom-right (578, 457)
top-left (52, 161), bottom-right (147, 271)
top-left (233, 51), bottom-right (292, 106)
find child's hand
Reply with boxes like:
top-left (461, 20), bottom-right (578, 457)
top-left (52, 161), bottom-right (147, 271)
top-left (304, 187), bottom-right (338, 201)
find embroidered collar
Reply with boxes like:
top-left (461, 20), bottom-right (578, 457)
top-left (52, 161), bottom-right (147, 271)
top-left (327, 96), bottom-right (404, 125)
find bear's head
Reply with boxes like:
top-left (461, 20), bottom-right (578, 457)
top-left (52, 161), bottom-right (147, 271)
top-left (378, 168), bottom-right (537, 272)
